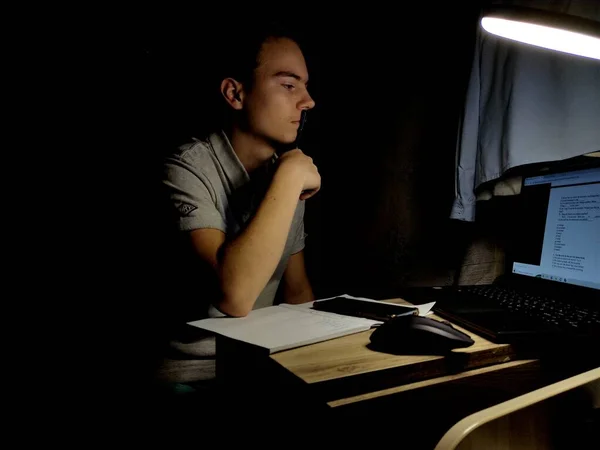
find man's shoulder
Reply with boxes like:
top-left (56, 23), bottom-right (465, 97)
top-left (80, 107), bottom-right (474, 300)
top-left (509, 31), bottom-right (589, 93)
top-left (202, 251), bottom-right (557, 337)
top-left (171, 136), bottom-right (215, 165)
top-left (164, 135), bottom-right (223, 180)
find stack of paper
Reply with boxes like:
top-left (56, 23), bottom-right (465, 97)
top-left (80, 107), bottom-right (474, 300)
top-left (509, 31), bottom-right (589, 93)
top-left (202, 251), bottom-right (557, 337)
top-left (188, 294), bottom-right (435, 354)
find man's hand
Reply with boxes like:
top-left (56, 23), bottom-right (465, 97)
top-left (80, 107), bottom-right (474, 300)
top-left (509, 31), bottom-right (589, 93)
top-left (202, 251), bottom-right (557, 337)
top-left (278, 149), bottom-right (321, 200)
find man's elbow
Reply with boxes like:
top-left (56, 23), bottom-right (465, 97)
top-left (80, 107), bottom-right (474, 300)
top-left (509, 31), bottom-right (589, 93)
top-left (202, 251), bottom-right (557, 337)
top-left (218, 288), bottom-right (256, 317)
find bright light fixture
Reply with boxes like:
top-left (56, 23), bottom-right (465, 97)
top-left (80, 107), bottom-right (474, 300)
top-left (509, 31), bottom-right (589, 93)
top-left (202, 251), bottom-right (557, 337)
top-left (481, 16), bottom-right (600, 60)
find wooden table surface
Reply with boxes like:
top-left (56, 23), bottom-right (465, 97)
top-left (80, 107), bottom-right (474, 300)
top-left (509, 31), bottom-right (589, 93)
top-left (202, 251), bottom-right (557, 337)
top-left (218, 297), bottom-right (593, 448)
top-left (270, 298), bottom-right (521, 404)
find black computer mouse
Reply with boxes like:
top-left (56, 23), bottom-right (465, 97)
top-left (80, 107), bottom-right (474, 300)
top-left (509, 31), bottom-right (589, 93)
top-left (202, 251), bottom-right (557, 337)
top-left (369, 315), bottom-right (475, 354)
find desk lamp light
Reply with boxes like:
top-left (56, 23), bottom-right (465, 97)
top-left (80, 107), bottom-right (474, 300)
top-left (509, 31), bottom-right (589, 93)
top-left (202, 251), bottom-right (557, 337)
top-left (481, 4), bottom-right (600, 60)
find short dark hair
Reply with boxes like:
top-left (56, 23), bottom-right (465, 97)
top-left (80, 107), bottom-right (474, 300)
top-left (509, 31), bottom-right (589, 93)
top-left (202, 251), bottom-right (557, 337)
top-left (216, 21), bottom-right (303, 88)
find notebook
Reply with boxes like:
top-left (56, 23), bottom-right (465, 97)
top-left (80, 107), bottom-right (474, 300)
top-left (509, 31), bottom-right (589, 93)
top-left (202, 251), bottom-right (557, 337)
top-left (188, 294), bottom-right (433, 354)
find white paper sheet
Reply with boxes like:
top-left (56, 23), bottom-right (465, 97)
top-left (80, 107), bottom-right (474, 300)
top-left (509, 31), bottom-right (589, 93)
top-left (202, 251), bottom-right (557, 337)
top-left (188, 304), bottom-right (378, 354)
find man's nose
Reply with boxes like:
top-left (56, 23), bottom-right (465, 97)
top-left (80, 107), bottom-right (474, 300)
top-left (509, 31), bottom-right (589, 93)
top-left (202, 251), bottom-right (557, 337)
top-left (300, 91), bottom-right (316, 110)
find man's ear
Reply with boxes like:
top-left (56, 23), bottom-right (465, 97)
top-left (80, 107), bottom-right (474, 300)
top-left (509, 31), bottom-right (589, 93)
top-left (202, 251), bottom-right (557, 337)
top-left (220, 78), bottom-right (244, 110)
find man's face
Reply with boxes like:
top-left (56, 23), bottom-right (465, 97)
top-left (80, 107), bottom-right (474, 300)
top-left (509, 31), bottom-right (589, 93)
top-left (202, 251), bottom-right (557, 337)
top-left (242, 37), bottom-right (315, 145)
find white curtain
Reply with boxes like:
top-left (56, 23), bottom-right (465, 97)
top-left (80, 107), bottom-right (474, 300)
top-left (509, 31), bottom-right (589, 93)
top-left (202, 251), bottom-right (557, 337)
top-left (451, 0), bottom-right (600, 221)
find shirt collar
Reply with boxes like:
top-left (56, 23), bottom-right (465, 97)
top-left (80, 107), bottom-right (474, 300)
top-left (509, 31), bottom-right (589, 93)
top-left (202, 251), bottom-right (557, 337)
top-left (208, 130), bottom-right (251, 191)
top-left (208, 130), bottom-right (279, 190)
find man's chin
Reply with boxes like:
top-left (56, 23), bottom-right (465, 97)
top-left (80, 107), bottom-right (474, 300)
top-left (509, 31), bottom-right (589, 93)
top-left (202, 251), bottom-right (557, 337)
top-left (270, 134), bottom-right (297, 147)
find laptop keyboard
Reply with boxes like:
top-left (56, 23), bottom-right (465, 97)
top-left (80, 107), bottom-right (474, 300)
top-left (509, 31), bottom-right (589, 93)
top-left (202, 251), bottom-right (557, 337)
top-left (462, 285), bottom-right (600, 333)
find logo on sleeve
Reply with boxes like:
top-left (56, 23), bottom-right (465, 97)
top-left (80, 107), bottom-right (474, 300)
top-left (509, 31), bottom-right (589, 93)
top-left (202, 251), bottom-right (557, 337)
top-left (176, 202), bottom-right (197, 216)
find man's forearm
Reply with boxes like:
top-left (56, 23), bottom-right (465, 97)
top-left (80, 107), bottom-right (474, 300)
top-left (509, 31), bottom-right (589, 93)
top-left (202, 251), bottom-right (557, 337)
top-left (217, 169), bottom-right (304, 316)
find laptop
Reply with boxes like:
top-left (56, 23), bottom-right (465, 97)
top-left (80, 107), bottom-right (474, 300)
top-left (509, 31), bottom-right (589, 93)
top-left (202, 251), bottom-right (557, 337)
top-left (427, 163), bottom-right (600, 343)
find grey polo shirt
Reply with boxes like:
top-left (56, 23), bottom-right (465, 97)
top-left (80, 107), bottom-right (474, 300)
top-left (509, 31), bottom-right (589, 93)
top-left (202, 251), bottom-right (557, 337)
top-left (163, 130), bottom-right (307, 313)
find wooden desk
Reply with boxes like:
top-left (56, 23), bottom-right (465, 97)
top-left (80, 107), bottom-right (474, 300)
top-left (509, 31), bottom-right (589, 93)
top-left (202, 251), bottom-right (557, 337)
top-left (218, 298), bottom-right (594, 448)
top-left (219, 299), bottom-right (550, 406)
top-left (269, 298), bottom-right (533, 406)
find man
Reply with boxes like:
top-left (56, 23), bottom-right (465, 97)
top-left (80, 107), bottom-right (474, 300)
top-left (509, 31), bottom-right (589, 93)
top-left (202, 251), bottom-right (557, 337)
top-left (159, 25), bottom-right (318, 380)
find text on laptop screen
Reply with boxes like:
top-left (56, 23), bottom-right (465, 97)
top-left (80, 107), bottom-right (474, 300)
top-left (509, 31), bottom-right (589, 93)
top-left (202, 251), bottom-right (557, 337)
top-left (512, 167), bottom-right (600, 290)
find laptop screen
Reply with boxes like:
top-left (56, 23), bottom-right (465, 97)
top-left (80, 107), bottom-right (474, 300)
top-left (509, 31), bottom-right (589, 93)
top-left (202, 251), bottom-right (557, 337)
top-left (512, 166), bottom-right (600, 290)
